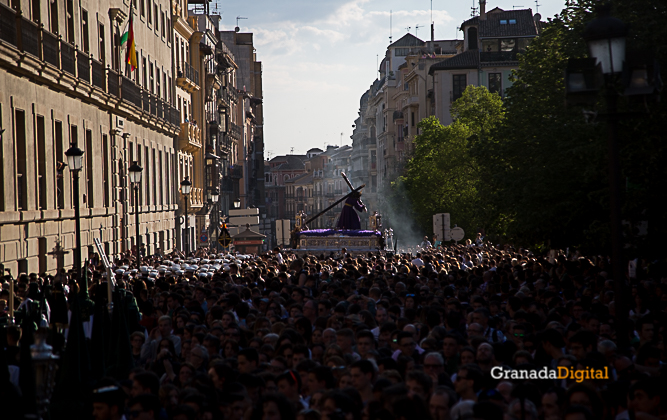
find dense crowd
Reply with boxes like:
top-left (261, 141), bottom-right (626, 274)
top-left (2, 242), bottom-right (667, 420)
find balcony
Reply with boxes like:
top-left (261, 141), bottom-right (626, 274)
top-left (480, 51), bottom-right (519, 63)
top-left (220, 177), bottom-right (234, 193)
top-left (230, 165), bottom-right (243, 179)
top-left (217, 87), bottom-right (237, 108)
top-left (178, 123), bottom-right (202, 153)
top-left (228, 122), bottom-right (242, 140)
top-left (0, 4), bottom-right (179, 133)
top-left (188, 187), bottom-right (203, 208)
top-left (176, 61), bottom-right (200, 93)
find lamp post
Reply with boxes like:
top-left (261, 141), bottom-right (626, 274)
top-left (582, 6), bottom-right (628, 351)
top-left (64, 144), bottom-right (84, 277)
top-left (181, 177), bottom-right (192, 255)
top-left (234, 198), bottom-right (241, 209)
top-left (128, 162), bottom-right (143, 268)
top-left (208, 188), bottom-right (220, 251)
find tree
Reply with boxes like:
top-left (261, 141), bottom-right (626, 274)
top-left (400, 86), bottom-right (506, 239)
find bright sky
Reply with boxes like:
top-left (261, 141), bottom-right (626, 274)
top-left (210, 0), bottom-right (566, 157)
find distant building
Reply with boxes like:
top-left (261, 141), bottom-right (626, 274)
top-left (430, 1), bottom-right (540, 125)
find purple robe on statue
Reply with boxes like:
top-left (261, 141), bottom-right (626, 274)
top-left (336, 196), bottom-right (367, 230)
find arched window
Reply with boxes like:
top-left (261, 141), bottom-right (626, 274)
top-left (468, 27), bottom-right (478, 50)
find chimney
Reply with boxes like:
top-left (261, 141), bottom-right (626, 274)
top-left (480, 0), bottom-right (487, 20)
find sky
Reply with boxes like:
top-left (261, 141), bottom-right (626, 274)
top-left (208, 0), bottom-right (567, 157)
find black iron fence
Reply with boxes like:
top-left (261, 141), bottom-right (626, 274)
top-left (178, 61), bottom-right (199, 86)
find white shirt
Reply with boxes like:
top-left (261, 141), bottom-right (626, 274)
top-left (412, 258), bottom-right (424, 267)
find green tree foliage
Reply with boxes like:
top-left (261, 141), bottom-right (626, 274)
top-left (400, 86), bottom-right (505, 238)
top-left (399, 0), bottom-right (667, 253)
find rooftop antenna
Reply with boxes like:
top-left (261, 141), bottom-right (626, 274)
top-left (513, 5), bottom-right (524, 9)
top-left (405, 26), bottom-right (411, 33)
top-left (430, 0), bottom-right (435, 42)
top-left (415, 24), bottom-right (423, 37)
top-left (340, 132), bottom-right (343, 146)
top-left (389, 10), bottom-right (392, 44)
top-left (535, 0), bottom-right (541, 13)
top-left (290, 147), bottom-right (294, 155)
top-left (377, 54), bottom-right (379, 77)
top-left (235, 16), bottom-right (247, 32)
top-left (471, 0), bottom-right (478, 17)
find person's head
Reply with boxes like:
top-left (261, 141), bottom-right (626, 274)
top-left (158, 316), bottom-right (173, 337)
top-left (321, 391), bottom-right (358, 420)
top-left (472, 308), bottom-right (490, 328)
top-left (566, 384), bottom-right (603, 419)
top-left (563, 405), bottom-right (594, 420)
top-left (261, 393), bottom-right (296, 420)
top-left (127, 394), bottom-right (161, 420)
top-left (335, 328), bottom-right (355, 352)
top-left (629, 378), bottom-right (662, 415)
top-left (375, 307), bottom-right (388, 325)
top-left (323, 328), bottom-right (336, 347)
top-left (92, 383), bottom-right (126, 420)
top-left (406, 370), bottom-right (433, 400)
top-left (423, 352), bottom-right (445, 377)
top-left (350, 360), bottom-right (376, 391)
top-left (442, 334), bottom-right (460, 359)
top-left (276, 370), bottom-right (301, 401)
top-left (635, 317), bottom-right (655, 343)
top-left (542, 388), bottom-right (565, 419)
top-left (131, 372), bottom-right (160, 398)
top-left (188, 345), bottom-right (209, 370)
top-left (568, 330), bottom-right (596, 360)
top-left (308, 366), bottom-right (336, 396)
top-left (508, 398), bottom-right (539, 420)
top-left (397, 331), bottom-right (416, 356)
top-left (454, 364), bottom-right (483, 397)
top-left (355, 331), bottom-right (375, 358)
top-left (476, 342), bottom-right (495, 365)
top-left (429, 386), bottom-right (457, 420)
top-left (238, 348), bottom-right (259, 374)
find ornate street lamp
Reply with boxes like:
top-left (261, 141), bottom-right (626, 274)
top-left (181, 177), bottom-right (192, 255)
top-left (209, 188), bottom-right (220, 250)
top-left (128, 162), bottom-right (143, 267)
top-left (233, 198), bottom-right (241, 209)
top-left (64, 144), bottom-right (84, 277)
top-left (581, 4), bottom-right (628, 350)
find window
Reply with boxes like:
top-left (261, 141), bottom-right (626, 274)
top-left (99, 24), bottom-right (106, 63)
top-left (147, 0), bottom-right (152, 25)
top-left (452, 74), bottom-right (467, 101)
top-left (50, 0), bottom-right (58, 34)
top-left (509, 19), bottom-right (517, 24)
top-left (411, 111), bottom-right (415, 127)
top-left (55, 120), bottom-right (64, 209)
top-left (501, 39), bottom-right (516, 52)
top-left (36, 115), bottom-right (47, 210)
top-left (140, 0), bottom-right (145, 17)
top-left (81, 9), bottom-right (89, 52)
top-left (161, 11), bottom-right (165, 37)
top-left (15, 109), bottom-right (27, 211)
top-left (31, 0), bottom-right (40, 23)
top-left (102, 135), bottom-right (109, 207)
top-left (154, 4), bottom-right (158, 32)
top-left (142, 57), bottom-right (147, 87)
top-left (500, 20), bottom-right (507, 25)
top-left (86, 130), bottom-right (93, 207)
top-left (482, 39), bottom-right (499, 52)
top-left (66, 0), bottom-right (74, 44)
top-left (488, 73), bottom-right (502, 94)
top-left (468, 27), bottom-right (478, 50)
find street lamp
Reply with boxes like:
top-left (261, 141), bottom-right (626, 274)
top-left (581, 5), bottom-right (628, 351)
top-left (64, 144), bottom-right (84, 277)
top-left (233, 198), bottom-right (241, 209)
top-left (209, 188), bottom-right (220, 250)
top-left (128, 162), bottom-right (143, 267)
top-left (181, 177), bottom-right (192, 255)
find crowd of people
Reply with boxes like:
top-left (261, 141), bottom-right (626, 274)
top-left (1, 241), bottom-right (666, 420)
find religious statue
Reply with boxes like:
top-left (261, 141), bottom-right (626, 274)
top-left (336, 191), bottom-right (367, 230)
